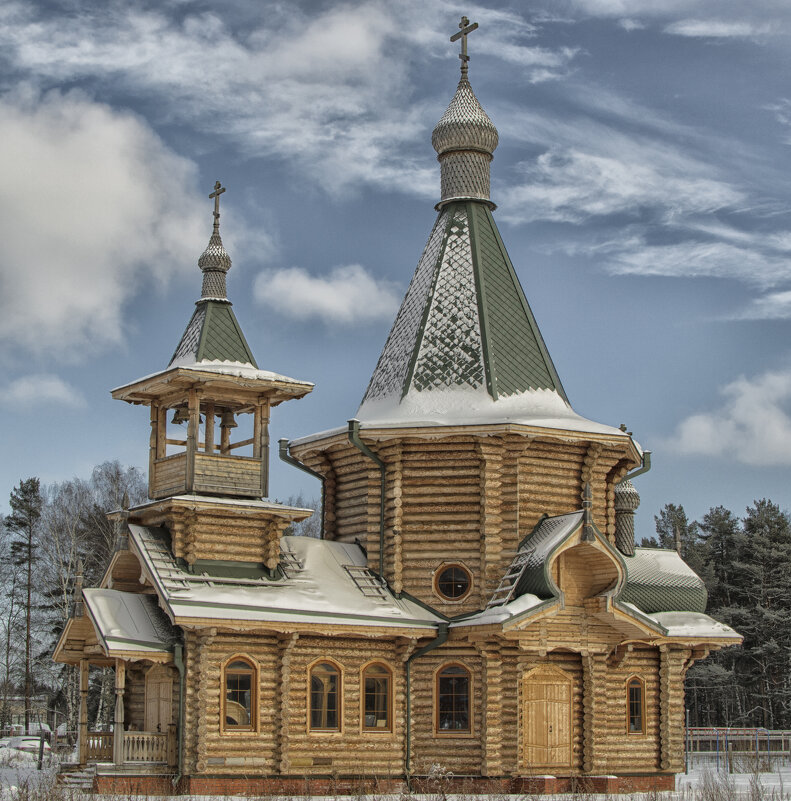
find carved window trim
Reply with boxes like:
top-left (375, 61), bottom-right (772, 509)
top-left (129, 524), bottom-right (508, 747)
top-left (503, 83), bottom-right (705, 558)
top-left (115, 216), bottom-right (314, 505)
top-left (222, 655), bottom-right (257, 733)
top-left (308, 659), bottom-right (343, 733)
top-left (434, 662), bottom-right (473, 737)
top-left (360, 661), bottom-right (393, 733)
top-left (626, 675), bottom-right (646, 735)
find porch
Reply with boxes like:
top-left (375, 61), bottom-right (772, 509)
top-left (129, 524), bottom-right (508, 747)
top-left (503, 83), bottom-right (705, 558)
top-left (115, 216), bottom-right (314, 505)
top-left (84, 727), bottom-right (177, 768)
top-left (54, 585), bottom-right (181, 773)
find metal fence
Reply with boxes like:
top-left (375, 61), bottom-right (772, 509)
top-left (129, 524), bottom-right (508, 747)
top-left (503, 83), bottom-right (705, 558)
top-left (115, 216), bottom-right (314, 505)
top-left (685, 727), bottom-right (791, 773)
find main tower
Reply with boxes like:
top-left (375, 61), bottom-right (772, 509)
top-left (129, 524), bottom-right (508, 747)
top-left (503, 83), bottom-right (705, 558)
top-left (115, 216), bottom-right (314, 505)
top-left (288, 18), bottom-right (644, 615)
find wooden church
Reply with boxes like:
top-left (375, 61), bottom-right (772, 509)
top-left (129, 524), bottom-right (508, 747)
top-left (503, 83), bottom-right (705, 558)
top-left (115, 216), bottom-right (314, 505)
top-left (55, 17), bottom-right (739, 795)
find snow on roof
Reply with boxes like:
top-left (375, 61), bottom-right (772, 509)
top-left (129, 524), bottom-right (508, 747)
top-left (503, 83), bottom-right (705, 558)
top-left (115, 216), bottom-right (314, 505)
top-left (647, 611), bottom-right (741, 640)
top-left (83, 589), bottom-right (177, 655)
top-left (291, 386), bottom-right (636, 449)
top-left (129, 494), bottom-right (314, 518)
top-left (112, 359), bottom-right (313, 393)
top-left (129, 526), bottom-right (442, 630)
top-left (449, 592), bottom-right (546, 627)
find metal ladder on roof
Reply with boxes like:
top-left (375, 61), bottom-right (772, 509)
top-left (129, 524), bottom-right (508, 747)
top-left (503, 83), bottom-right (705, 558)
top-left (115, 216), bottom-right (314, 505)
top-left (136, 528), bottom-right (195, 589)
top-left (278, 547), bottom-right (304, 578)
top-left (486, 549), bottom-right (533, 609)
top-left (344, 565), bottom-right (389, 600)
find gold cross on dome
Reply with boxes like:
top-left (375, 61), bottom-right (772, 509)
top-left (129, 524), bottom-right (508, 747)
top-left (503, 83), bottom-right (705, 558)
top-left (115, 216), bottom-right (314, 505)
top-left (450, 16), bottom-right (478, 71)
top-left (209, 180), bottom-right (226, 230)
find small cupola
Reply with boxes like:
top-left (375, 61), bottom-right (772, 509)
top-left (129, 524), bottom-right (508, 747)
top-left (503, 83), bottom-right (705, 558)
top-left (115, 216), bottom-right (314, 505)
top-left (112, 182), bottom-right (313, 502)
top-left (432, 16), bottom-right (499, 208)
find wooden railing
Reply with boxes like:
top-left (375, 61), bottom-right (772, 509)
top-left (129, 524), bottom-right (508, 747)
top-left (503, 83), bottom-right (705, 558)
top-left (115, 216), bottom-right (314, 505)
top-left (85, 728), bottom-right (176, 766)
top-left (123, 731), bottom-right (168, 763)
top-left (85, 731), bottom-right (113, 762)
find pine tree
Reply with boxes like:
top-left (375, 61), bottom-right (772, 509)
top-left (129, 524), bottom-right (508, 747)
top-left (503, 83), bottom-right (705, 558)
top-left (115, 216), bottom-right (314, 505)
top-left (729, 499), bottom-right (791, 727)
top-left (5, 478), bottom-right (43, 734)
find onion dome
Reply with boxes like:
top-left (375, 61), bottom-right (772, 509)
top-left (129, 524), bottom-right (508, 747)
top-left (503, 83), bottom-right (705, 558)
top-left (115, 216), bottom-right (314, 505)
top-left (431, 28), bottom-right (498, 209)
top-left (199, 181), bottom-right (232, 300)
top-left (431, 76), bottom-right (499, 157)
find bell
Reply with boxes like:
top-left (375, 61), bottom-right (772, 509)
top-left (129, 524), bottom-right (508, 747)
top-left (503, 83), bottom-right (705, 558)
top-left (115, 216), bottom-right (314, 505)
top-left (171, 407), bottom-right (189, 425)
top-left (220, 410), bottom-right (238, 429)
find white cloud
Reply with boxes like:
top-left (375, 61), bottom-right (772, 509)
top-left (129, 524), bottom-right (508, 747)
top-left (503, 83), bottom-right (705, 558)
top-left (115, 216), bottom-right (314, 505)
top-left (667, 369), bottom-right (791, 465)
top-left (664, 19), bottom-right (772, 38)
top-left (618, 19), bottom-right (646, 31)
top-left (0, 88), bottom-right (203, 356)
top-left (0, 374), bottom-right (85, 408)
top-left (253, 264), bottom-right (400, 325)
top-left (604, 240), bottom-right (791, 288)
top-left (735, 290), bottom-right (791, 319)
top-left (499, 147), bottom-right (740, 224)
top-left (0, 2), bottom-right (577, 198)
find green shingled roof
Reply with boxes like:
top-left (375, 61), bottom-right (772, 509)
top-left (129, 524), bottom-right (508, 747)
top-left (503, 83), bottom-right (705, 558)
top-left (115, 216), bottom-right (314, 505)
top-left (361, 200), bottom-right (567, 406)
top-left (618, 548), bottom-right (708, 614)
top-left (169, 299), bottom-right (257, 368)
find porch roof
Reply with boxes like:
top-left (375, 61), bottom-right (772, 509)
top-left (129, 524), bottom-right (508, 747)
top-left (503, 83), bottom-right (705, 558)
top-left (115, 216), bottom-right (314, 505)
top-left (83, 589), bottom-right (178, 658)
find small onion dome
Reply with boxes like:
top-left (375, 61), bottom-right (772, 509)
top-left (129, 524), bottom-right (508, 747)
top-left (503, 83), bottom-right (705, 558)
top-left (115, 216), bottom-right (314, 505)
top-left (431, 75), bottom-right (499, 158)
top-left (198, 230), bottom-right (231, 300)
top-left (614, 479), bottom-right (641, 513)
top-left (199, 230), bottom-right (231, 274)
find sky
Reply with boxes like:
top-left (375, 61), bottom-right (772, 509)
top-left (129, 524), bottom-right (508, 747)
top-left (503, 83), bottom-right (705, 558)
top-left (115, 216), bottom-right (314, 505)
top-left (1, 0), bottom-right (791, 539)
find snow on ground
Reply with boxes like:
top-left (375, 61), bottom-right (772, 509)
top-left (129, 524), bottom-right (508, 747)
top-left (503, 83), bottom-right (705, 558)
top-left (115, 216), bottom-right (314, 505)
top-left (1, 758), bottom-right (791, 800)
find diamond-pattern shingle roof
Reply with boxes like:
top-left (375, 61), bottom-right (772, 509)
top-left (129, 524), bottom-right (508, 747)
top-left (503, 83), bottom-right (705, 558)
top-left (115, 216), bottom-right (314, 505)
top-left (169, 299), bottom-right (257, 368)
top-left (359, 199), bottom-right (567, 415)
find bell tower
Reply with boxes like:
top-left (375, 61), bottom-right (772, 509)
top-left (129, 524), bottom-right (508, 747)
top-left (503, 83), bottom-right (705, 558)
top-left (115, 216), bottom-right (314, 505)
top-left (113, 182), bottom-right (313, 502)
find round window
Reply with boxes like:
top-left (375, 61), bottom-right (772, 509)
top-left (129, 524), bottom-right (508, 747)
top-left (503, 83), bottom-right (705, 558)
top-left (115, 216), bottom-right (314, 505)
top-left (436, 564), bottom-right (471, 600)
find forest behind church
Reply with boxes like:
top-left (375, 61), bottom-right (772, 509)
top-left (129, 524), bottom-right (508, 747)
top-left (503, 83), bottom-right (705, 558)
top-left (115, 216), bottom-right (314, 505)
top-left (0, 461), bottom-right (787, 732)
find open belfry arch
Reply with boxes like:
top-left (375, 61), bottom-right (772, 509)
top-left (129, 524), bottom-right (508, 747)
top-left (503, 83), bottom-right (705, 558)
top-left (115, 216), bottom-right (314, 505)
top-left (55, 16), bottom-right (739, 796)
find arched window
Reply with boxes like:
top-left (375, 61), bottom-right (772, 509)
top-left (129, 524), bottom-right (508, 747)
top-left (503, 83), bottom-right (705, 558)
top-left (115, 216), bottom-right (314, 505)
top-left (310, 661), bottom-right (341, 731)
top-left (362, 663), bottom-right (391, 732)
top-left (223, 658), bottom-right (255, 731)
top-left (627, 676), bottom-right (645, 734)
top-left (436, 664), bottom-right (471, 734)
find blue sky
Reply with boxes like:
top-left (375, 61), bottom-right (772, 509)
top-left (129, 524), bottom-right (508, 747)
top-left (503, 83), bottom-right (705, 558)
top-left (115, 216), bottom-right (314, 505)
top-left (1, 0), bottom-right (791, 537)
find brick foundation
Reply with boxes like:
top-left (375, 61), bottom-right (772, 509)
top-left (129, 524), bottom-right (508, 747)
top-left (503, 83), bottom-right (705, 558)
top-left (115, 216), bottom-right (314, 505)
top-left (91, 771), bottom-right (676, 796)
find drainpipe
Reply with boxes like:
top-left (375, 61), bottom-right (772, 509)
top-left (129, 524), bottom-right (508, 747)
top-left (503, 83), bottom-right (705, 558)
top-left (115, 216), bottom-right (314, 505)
top-left (347, 419), bottom-right (385, 577)
top-left (172, 642), bottom-right (185, 787)
top-left (405, 623), bottom-right (449, 786)
top-left (617, 450), bottom-right (652, 484)
top-left (278, 439), bottom-right (326, 539)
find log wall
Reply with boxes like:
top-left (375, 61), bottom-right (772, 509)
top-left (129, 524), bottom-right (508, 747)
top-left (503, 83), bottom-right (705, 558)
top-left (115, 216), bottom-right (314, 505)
top-left (174, 626), bottom-right (685, 781)
top-left (296, 431), bottom-right (633, 614)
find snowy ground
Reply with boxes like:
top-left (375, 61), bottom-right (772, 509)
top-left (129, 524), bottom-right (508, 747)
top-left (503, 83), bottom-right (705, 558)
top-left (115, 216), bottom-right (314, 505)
top-left (1, 756), bottom-right (791, 800)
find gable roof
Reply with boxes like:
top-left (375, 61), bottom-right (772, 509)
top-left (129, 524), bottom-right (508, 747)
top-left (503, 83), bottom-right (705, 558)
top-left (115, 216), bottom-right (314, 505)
top-left (128, 525), bottom-right (441, 631)
top-left (83, 588), bottom-right (178, 657)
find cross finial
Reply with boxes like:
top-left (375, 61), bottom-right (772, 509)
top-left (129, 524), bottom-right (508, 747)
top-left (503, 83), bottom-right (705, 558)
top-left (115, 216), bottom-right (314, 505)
top-left (450, 15), bottom-right (478, 75)
top-left (209, 180), bottom-right (226, 232)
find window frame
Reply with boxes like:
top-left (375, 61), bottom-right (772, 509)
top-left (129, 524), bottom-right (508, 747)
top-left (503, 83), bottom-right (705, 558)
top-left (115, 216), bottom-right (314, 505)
top-left (434, 662), bottom-right (474, 737)
top-left (433, 562), bottom-right (473, 603)
top-left (221, 655), bottom-right (257, 733)
top-left (360, 661), bottom-right (393, 734)
top-left (308, 659), bottom-right (343, 734)
top-left (626, 675), bottom-right (646, 735)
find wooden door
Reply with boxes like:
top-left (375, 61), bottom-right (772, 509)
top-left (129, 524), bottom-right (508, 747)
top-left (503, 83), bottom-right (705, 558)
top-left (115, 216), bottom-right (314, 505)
top-left (145, 665), bottom-right (173, 732)
top-left (522, 666), bottom-right (573, 769)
